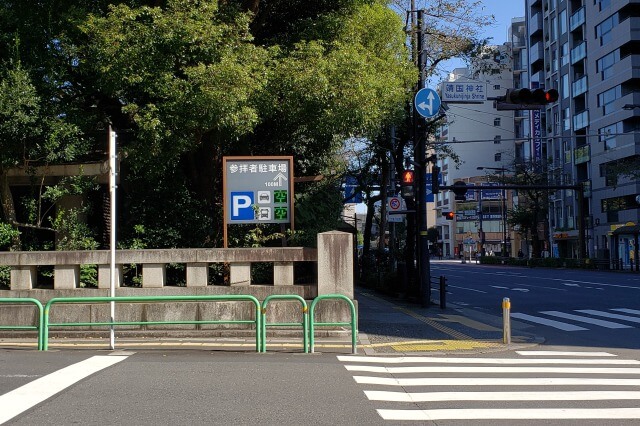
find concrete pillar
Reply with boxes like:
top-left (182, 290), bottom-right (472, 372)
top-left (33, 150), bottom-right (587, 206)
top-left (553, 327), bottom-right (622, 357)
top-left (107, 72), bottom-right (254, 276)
top-left (98, 264), bottom-right (123, 289)
top-left (142, 263), bottom-right (166, 288)
top-left (10, 266), bottom-right (37, 290)
top-left (186, 263), bottom-right (208, 287)
top-left (317, 231), bottom-right (353, 298)
top-left (273, 262), bottom-right (294, 286)
top-left (229, 263), bottom-right (251, 286)
top-left (54, 265), bottom-right (80, 289)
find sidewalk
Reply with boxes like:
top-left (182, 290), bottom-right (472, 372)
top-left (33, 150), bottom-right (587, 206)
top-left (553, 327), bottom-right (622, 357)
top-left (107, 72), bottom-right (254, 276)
top-left (0, 286), bottom-right (540, 354)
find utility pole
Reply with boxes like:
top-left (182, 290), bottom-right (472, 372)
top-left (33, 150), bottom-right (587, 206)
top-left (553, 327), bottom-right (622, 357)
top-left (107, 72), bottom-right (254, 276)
top-left (415, 9), bottom-right (431, 307)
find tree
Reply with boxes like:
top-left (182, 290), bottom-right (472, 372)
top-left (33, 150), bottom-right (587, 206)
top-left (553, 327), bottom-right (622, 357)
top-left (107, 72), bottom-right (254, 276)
top-left (503, 160), bottom-right (550, 258)
top-left (1, 0), bottom-right (417, 250)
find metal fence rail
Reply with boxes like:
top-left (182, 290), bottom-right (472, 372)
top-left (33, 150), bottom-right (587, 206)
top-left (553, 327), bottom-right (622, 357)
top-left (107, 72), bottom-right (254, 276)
top-left (0, 298), bottom-right (44, 350)
top-left (42, 295), bottom-right (261, 351)
top-left (309, 294), bottom-right (357, 354)
top-left (260, 294), bottom-right (308, 353)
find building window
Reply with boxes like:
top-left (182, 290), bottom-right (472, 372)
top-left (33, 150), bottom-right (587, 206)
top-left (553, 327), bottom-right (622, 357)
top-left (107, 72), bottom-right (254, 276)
top-left (597, 86), bottom-right (621, 115)
top-left (563, 108), bottom-right (571, 131)
top-left (559, 10), bottom-right (567, 35)
top-left (494, 153), bottom-right (501, 162)
top-left (598, 122), bottom-right (622, 150)
top-left (561, 74), bottom-right (569, 99)
top-left (597, 0), bottom-right (611, 11)
top-left (494, 118), bottom-right (501, 127)
top-left (561, 43), bottom-right (569, 66)
top-left (600, 162), bottom-right (618, 187)
top-left (597, 49), bottom-right (619, 80)
top-left (493, 84), bottom-right (500, 90)
top-left (494, 135), bottom-right (501, 144)
top-left (596, 14), bottom-right (619, 46)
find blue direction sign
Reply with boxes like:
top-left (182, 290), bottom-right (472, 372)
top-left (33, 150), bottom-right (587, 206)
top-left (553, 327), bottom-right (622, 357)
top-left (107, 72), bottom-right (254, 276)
top-left (414, 88), bottom-right (441, 118)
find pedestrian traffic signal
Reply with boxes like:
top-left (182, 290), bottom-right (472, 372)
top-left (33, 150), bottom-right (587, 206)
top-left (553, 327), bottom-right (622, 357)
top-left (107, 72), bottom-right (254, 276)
top-left (431, 165), bottom-right (440, 194)
top-left (496, 88), bottom-right (559, 110)
top-left (400, 169), bottom-right (414, 199)
top-left (442, 211), bottom-right (455, 220)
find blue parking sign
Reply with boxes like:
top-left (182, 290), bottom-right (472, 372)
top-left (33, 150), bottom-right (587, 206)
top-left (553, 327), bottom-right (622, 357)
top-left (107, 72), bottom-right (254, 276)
top-left (230, 192), bottom-right (255, 220)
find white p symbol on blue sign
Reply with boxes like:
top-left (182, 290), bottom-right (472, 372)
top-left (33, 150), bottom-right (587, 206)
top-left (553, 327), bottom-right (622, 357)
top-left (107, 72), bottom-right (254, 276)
top-left (231, 192), bottom-right (254, 220)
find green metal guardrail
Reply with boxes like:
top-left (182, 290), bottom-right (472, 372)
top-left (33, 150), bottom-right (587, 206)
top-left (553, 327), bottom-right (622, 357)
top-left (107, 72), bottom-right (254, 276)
top-left (42, 295), bottom-right (261, 351)
top-left (260, 294), bottom-right (308, 353)
top-left (0, 298), bottom-right (44, 350)
top-left (309, 294), bottom-right (357, 354)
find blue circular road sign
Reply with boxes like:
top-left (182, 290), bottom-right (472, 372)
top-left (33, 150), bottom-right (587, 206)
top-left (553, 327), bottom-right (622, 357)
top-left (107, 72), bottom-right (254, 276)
top-left (414, 88), bottom-right (441, 118)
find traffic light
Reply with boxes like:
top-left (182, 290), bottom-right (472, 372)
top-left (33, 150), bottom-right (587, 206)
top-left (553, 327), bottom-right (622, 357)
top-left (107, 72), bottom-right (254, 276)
top-left (452, 180), bottom-right (468, 201)
top-left (400, 169), bottom-right (415, 199)
top-left (496, 88), bottom-right (559, 110)
top-left (431, 165), bottom-right (440, 194)
top-left (442, 211), bottom-right (455, 220)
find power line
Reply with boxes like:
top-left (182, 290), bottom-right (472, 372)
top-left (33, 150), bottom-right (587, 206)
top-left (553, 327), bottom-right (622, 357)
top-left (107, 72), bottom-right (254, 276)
top-left (429, 133), bottom-right (633, 144)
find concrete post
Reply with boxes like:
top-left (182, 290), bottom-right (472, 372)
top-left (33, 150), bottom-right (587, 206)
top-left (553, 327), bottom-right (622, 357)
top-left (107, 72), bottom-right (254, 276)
top-left (54, 265), bottom-right (80, 289)
top-left (186, 263), bottom-right (208, 287)
top-left (273, 262), bottom-right (294, 286)
top-left (98, 264), bottom-right (123, 289)
top-left (229, 263), bottom-right (251, 286)
top-left (317, 231), bottom-right (353, 298)
top-left (10, 266), bottom-right (37, 290)
top-left (142, 263), bottom-right (166, 288)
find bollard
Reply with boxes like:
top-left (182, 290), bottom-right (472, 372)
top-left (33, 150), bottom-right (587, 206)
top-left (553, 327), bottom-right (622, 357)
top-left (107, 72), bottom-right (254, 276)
top-left (502, 297), bottom-right (511, 345)
top-left (439, 275), bottom-right (446, 309)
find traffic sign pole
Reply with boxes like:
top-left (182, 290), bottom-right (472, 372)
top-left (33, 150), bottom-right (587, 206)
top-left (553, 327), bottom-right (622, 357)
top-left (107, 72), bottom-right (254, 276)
top-left (414, 10), bottom-right (432, 308)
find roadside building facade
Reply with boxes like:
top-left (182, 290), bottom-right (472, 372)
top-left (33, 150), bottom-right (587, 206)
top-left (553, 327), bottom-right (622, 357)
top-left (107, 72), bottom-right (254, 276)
top-left (525, 0), bottom-right (640, 267)
top-left (435, 43), bottom-right (518, 258)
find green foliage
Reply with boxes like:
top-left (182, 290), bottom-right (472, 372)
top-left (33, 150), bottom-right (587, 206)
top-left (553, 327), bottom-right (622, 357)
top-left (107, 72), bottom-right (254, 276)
top-left (0, 222), bottom-right (20, 249)
top-left (80, 265), bottom-right (98, 288)
top-left (291, 179), bottom-right (344, 247)
top-left (0, 0), bottom-right (420, 251)
top-left (0, 265), bottom-right (9, 288)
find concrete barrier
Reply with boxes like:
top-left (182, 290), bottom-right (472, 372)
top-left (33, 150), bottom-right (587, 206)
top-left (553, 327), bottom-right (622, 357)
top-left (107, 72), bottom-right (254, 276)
top-left (0, 231), bottom-right (356, 337)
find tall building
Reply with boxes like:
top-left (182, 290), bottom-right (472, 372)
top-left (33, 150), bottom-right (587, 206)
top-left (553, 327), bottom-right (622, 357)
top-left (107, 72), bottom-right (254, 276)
top-left (526, 0), bottom-right (640, 267)
top-left (435, 44), bottom-right (517, 258)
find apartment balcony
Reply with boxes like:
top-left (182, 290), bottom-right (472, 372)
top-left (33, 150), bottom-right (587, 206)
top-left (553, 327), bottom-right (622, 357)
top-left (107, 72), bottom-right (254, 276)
top-left (574, 145), bottom-right (590, 165)
top-left (612, 54), bottom-right (640, 83)
top-left (572, 75), bottom-right (587, 97)
top-left (571, 42), bottom-right (586, 64)
top-left (611, 17), bottom-right (640, 45)
top-left (529, 12), bottom-right (543, 36)
top-left (573, 110), bottom-right (589, 131)
top-left (530, 41), bottom-right (544, 66)
top-left (569, 7), bottom-right (585, 32)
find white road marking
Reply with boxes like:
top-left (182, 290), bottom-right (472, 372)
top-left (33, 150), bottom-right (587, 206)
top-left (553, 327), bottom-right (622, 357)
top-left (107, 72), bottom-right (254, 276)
top-left (576, 309), bottom-right (640, 324)
top-left (365, 390), bottom-right (640, 402)
top-left (0, 355), bottom-right (129, 424)
top-left (614, 308), bottom-right (640, 315)
top-left (377, 408), bottom-right (640, 421)
top-left (516, 351), bottom-right (616, 357)
top-left (541, 311), bottom-right (633, 329)
top-left (337, 355), bottom-right (640, 364)
top-left (447, 285), bottom-right (487, 293)
top-left (353, 376), bottom-right (640, 386)
top-left (345, 365), bottom-right (640, 374)
top-left (510, 313), bottom-right (588, 331)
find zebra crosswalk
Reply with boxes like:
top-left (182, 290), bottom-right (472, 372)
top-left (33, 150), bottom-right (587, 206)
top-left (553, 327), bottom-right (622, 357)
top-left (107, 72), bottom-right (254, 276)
top-left (512, 307), bottom-right (640, 331)
top-left (338, 351), bottom-right (640, 422)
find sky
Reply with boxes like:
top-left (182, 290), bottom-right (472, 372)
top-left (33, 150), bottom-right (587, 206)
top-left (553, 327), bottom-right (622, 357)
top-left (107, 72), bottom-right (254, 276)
top-left (434, 0), bottom-right (525, 81)
top-left (478, 0), bottom-right (525, 45)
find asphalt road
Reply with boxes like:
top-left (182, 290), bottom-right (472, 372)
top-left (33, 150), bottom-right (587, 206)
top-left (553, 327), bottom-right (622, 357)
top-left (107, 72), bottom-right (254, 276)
top-left (431, 261), bottom-right (640, 349)
top-left (2, 262), bottom-right (640, 425)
